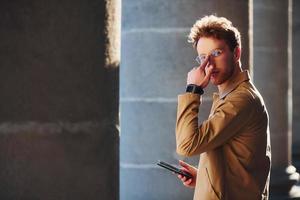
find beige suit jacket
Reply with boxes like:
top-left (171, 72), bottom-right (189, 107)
top-left (176, 71), bottom-right (271, 200)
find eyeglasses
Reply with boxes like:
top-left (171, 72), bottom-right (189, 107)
top-left (195, 49), bottom-right (223, 65)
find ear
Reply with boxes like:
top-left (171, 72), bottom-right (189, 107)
top-left (233, 46), bottom-right (241, 62)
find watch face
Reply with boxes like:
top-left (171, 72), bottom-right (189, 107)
top-left (186, 85), bottom-right (194, 93)
top-left (186, 84), bottom-right (203, 95)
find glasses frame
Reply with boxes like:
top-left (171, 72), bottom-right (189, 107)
top-left (195, 49), bottom-right (223, 65)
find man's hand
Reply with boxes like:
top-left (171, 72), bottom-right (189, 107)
top-left (177, 160), bottom-right (197, 188)
top-left (187, 56), bottom-right (213, 88)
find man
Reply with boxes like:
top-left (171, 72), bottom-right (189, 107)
top-left (175, 15), bottom-right (271, 200)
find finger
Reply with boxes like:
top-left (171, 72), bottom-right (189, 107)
top-left (178, 174), bottom-right (187, 182)
top-left (181, 176), bottom-right (187, 182)
top-left (185, 178), bottom-right (193, 184)
top-left (181, 167), bottom-right (190, 173)
top-left (201, 71), bottom-right (211, 85)
top-left (179, 160), bottom-right (192, 170)
top-left (206, 65), bottom-right (214, 77)
top-left (183, 178), bottom-right (193, 186)
top-left (200, 67), bottom-right (213, 87)
top-left (205, 63), bottom-right (213, 74)
top-left (199, 56), bottom-right (210, 70)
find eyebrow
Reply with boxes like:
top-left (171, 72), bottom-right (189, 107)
top-left (199, 48), bottom-right (223, 56)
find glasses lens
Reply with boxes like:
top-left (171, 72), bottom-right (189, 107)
top-left (196, 55), bottom-right (206, 64)
top-left (211, 49), bottom-right (222, 57)
top-left (195, 56), bottom-right (201, 64)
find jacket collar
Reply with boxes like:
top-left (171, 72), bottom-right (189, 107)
top-left (213, 70), bottom-right (250, 100)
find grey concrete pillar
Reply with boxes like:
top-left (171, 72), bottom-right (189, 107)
top-left (292, 0), bottom-right (300, 172)
top-left (253, 0), bottom-right (300, 198)
top-left (120, 1), bottom-right (249, 199)
top-left (0, 0), bottom-right (120, 199)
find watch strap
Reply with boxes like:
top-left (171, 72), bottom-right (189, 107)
top-left (186, 84), bottom-right (204, 95)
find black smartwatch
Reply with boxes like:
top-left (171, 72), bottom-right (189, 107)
top-left (186, 84), bottom-right (204, 95)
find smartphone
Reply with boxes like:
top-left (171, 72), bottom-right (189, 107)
top-left (156, 160), bottom-right (193, 179)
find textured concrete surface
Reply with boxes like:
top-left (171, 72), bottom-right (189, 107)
top-left (253, 0), bottom-right (300, 198)
top-left (253, 0), bottom-right (289, 166)
top-left (0, 122), bottom-right (118, 200)
top-left (293, 0), bottom-right (300, 156)
top-left (120, 100), bottom-right (212, 164)
top-left (0, 0), bottom-right (119, 199)
top-left (121, 167), bottom-right (194, 200)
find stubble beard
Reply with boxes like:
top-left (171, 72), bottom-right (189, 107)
top-left (211, 59), bottom-right (236, 86)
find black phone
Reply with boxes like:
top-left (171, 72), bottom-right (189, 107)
top-left (156, 160), bottom-right (193, 179)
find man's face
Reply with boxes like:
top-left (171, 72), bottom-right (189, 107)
top-left (196, 37), bottom-right (236, 85)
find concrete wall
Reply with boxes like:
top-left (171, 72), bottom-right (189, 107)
top-left (252, 0), bottom-right (300, 199)
top-left (120, 1), bottom-right (249, 199)
top-left (0, 0), bottom-right (119, 199)
top-left (253, 0), bottom-right (290, 167)
top-left (292, 0), bottom-right (300, 168)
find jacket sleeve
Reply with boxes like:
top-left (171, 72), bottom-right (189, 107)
top-left (176, 92), bottom-right (253, 156)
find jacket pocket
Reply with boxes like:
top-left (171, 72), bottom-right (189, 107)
top-left (205, 168), bottom-right (221, 200)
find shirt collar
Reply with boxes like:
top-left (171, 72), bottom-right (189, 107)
top-left (213, 70), bottom-right (250, 100)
